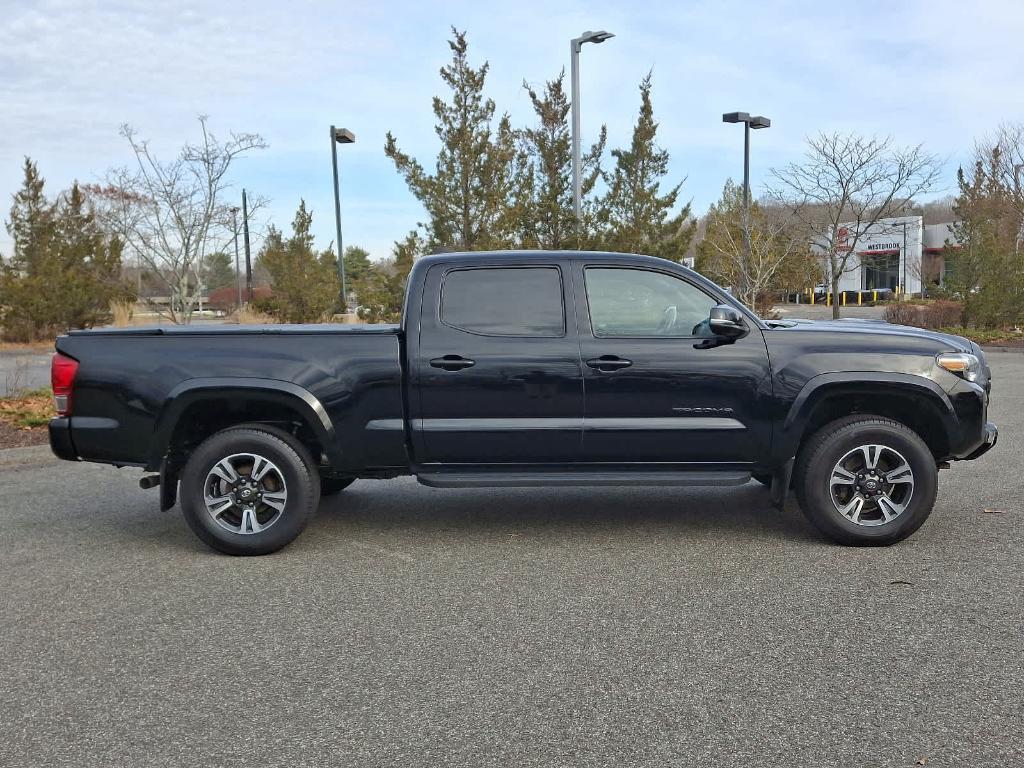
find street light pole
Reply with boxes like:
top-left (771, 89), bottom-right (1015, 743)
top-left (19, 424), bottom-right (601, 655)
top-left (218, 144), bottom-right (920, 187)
top-left (743, 119), bottom-right (750, 256)
top-left (330, 126), bottom-right (355, 312)
top-left (722, 112), bottom-right (770, 291)
top-left (230, 206), bottom-right (242, 310)
top-left (570, 30), bottom-right (614, 239)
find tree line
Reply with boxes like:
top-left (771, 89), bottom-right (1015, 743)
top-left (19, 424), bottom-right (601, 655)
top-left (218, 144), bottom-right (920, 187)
top-left (2, 28), bottom-right (1021, 338)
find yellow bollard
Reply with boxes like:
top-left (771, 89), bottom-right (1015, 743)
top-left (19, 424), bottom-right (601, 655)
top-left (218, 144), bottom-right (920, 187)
top-left (827, 292), bottom-right (831, 307)
top-left (842, 292), bottom-right (847, 306)
top-left (873, 290), bottom-right (877, 303)
top-left (858, 291), bottom-right (862, 306)
top-left (810, 289), bottom-right (815, 305)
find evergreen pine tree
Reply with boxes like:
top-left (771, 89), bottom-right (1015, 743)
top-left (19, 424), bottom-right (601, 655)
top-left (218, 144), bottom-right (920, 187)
top-left (342, 246), bottom-right (372, 284)
top-left (258, 201), bottom-right (340, 323)
top-left (519, 72), bottom-right (606, 249)
top-left (354, 231), bottom-right (423, 324)
top-left (949, 148), bottom-right (1022, 328)
top-left (203, 251), bottom-right (235, 290)
top-left (5, 157), bottom-right (54, 276)
top-left (596, 75), bottom-right (694, 261)
top-left (1, 162), bottom-right (131, 340)
top-left (384, 28), bottom-right (517, 251)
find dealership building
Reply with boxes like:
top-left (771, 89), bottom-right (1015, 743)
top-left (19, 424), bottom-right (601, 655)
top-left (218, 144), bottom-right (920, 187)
top-left (820, 216), bottom-right (959, 296)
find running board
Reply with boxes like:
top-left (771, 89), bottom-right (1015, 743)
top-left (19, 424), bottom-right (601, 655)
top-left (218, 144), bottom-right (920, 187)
top-left (416, 470), bottom-right (751, 489)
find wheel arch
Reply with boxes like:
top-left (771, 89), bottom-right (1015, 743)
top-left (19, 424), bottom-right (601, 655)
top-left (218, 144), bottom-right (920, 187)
top-left (148, 378), bottom-right (342, 472)
top-left (780, 373), bottom-right (957, 461)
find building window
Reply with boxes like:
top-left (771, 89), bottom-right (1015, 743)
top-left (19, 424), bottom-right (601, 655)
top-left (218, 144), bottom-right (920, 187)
top-left (861, 253), bottom-right (900, 291)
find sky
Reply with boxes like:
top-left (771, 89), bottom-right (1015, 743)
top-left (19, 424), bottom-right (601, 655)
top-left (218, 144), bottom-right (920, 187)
top-left (1, 0), bottom-right (1023, 261)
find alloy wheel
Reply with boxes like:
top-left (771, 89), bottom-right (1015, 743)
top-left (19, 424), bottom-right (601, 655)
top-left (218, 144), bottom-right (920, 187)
top-left (203, 452), bottom-right (288, 534)
top-left (829, 444), bottom-right (915, 527)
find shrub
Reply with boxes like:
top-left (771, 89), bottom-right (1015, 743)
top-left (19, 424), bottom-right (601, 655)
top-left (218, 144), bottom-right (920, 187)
top-left (921, 300), bottom-right (963, 329)
top-left (882, 302), bottom-right (923, 327)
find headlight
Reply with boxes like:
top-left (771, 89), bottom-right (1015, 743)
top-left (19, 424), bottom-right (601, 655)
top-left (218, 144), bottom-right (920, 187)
top-left (936, 352), bottom-right (981, 382)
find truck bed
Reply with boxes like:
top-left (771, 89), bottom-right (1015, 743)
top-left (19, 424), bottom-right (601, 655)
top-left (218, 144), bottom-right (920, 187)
top-left (67, 323), bottom-right (401, 336)
top-left (55, 324), bottom-right (408, 472)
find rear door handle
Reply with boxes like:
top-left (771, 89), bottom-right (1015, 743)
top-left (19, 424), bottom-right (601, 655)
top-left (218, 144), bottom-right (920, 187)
top-left (586, 355), bottom-right (633, 371)
top-left (430, 355), bottom-right (476, 371)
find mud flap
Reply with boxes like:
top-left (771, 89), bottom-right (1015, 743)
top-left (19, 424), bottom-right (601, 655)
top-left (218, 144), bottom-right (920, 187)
top-left (770, 458), bottom-right (794, 510)
top-left (159, 459), bottom-right (179, 512)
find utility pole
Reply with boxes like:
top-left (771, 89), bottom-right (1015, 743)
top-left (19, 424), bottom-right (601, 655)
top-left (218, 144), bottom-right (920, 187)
top-left (242, 188), bottom-right (253, 303)
top-left (230, 206), bottom-right (242, 310)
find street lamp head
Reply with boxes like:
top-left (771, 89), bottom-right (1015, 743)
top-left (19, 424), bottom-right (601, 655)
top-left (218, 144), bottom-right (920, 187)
top-left (333, 127), bottom-right (355, 144)
top-left (722, 112), bottom-right (750, 124)
top-left (749, 116), bottom-right (771, 129)
top-left (574, 30), bottom-right (614, 47)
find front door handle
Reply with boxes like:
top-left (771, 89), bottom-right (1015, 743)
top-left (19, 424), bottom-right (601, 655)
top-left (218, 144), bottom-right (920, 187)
top-left (586, 355), bottom-right (633, 372)
top-left (430, 355), bottom-right (476, 371)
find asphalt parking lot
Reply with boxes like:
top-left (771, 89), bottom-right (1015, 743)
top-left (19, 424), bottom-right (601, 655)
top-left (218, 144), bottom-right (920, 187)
top-left (0, 350), bottom-right (50, 395)
top-left (1, 356), bottom-right (1021, 767)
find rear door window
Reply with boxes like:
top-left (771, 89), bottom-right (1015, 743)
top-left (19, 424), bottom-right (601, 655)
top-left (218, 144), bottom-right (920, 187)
top-left (441, 267), bottom-right (565, 337)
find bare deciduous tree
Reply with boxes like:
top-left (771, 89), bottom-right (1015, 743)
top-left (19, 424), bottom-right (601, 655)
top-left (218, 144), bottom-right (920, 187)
top-left (697, 180), bottom-right (814, 315)
top-left (769, 132), bottom-right (941, 318)
top-left (90, 116), bottom-right (267, 323)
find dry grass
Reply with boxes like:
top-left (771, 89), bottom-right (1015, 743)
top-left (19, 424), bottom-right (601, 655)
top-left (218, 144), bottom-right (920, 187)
top-left (228, 305), bottom-right (279, 324)
top-left (0, 340), bottom-right (53, 353)
top-left (110, 301), bottom-right (135, 327)
top-left (0, 387), bottom-right (53, 430)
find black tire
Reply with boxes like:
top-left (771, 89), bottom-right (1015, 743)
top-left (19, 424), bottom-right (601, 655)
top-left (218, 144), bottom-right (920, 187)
top-left (321, 477), bottom-right (355, 496)
top-left (179, 425), bottom-right (319, 556)
top-left (794, 415), bottom-right (938, 546)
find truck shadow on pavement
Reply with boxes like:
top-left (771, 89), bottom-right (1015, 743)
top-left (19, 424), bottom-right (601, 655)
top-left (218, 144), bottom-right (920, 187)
top-left (308, 480), bottom-right (822, 547)
top-left (65, 475), bottom-right (822, 556)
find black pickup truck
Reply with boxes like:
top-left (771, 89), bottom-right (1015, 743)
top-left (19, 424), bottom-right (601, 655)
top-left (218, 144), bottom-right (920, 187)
top-left (48, 251), bottom-right (997, 555)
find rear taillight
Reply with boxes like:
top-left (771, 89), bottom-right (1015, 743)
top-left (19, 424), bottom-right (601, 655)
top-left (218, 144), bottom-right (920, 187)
top-left (51, 352), bottom-right (79, 416)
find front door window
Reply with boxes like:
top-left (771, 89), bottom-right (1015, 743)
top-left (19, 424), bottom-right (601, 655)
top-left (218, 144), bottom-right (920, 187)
top-left (584, 267), bottom-right (717, 338)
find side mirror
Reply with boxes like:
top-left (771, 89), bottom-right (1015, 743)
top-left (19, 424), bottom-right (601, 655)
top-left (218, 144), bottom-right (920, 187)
top-left (708, 304), bottom-right (747, 338)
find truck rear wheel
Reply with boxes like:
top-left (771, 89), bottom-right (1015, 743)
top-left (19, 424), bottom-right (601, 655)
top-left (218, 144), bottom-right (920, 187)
top-left (794, 415), bottom-right (938, 546)
top-left (179, 426), bottom-right (319, 556)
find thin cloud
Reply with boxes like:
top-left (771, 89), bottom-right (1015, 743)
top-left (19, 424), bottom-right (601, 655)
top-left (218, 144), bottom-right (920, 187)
top-left (1, 0), bottom-right (1022, 259)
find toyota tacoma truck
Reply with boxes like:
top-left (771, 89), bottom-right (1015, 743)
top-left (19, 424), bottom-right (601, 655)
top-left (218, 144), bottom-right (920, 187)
top-left (48, 251), bottom-right (998, 555)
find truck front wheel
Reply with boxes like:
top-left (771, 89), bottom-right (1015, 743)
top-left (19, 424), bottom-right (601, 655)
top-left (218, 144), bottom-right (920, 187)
top-left (179, 426), bottom-right (319, 556)
top-left (794, 416), bottom-right (938, 546)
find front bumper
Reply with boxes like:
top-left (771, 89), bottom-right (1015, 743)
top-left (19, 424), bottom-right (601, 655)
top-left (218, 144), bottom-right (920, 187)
top-left (962, 421), bottom-right (998, 461)
top-left (48, 417), bottom-right (78, 462)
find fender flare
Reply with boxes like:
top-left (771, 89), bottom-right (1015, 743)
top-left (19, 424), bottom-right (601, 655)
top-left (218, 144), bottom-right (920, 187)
top-left (778, 371), bottom-right (957, 459)
top-left (147, 377), bottom-right (341, 470)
